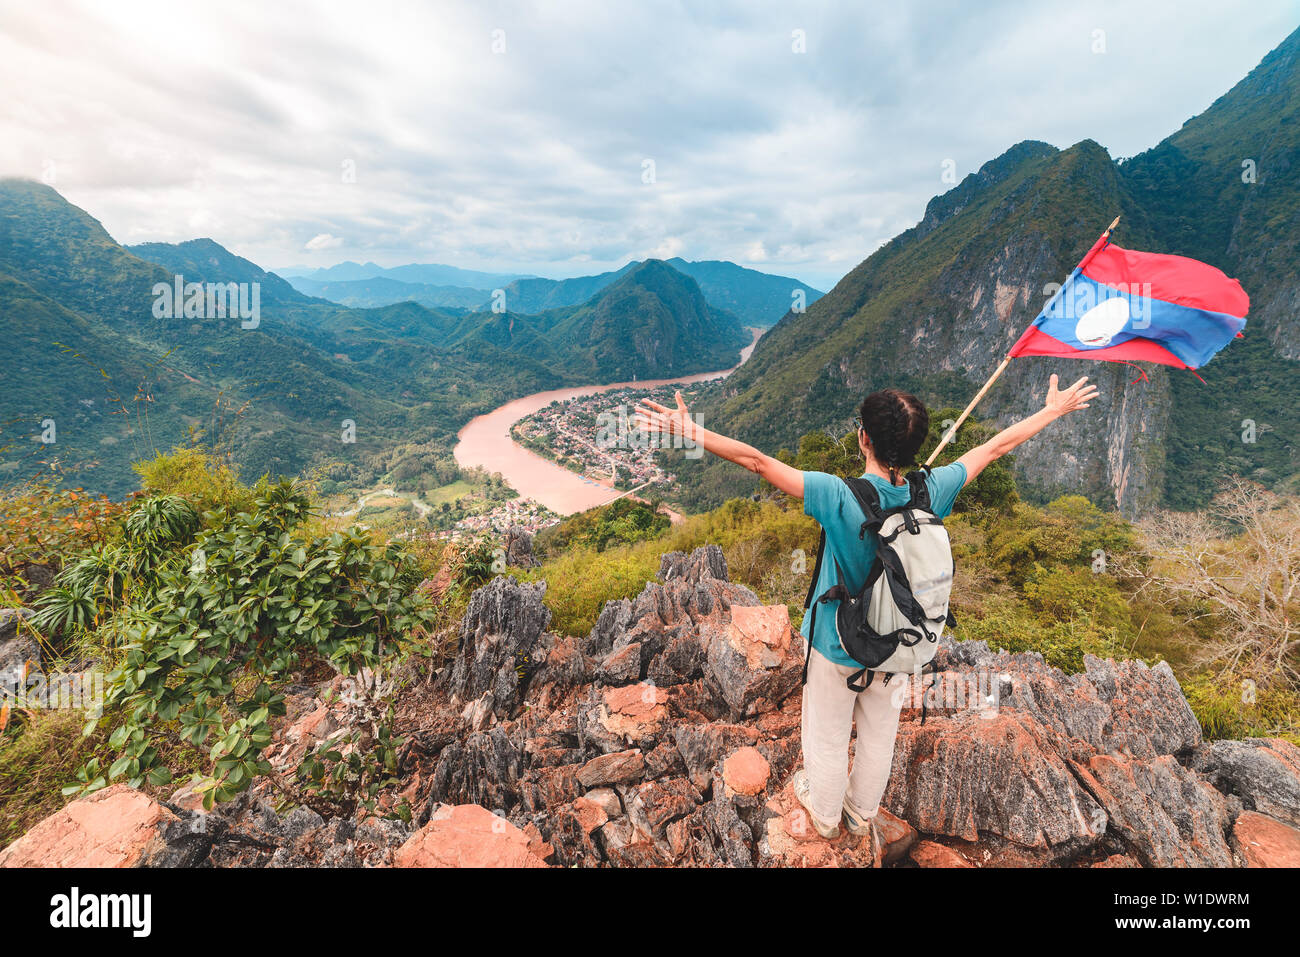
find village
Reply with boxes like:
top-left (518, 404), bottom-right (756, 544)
top-left (510, 385), bottom-right (691, 493)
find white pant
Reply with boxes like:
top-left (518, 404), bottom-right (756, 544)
top-left (800, 645), bottom-right (906, 828)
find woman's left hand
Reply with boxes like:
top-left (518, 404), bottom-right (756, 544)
top-left (635, 390), bottom-right (695, 439)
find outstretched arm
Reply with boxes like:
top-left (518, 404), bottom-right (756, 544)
top-left (635, 392), bottom-right (805, 498)
top-left (956, 373), bottom-right (1100, 484)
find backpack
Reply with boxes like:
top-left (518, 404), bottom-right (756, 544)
top-left (801, 469), bottom-right (957, 699)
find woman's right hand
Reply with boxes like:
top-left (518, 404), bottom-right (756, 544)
top-left (1044, 373), bottom-right (1100, 417)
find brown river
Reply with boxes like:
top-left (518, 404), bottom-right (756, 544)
top-left (453, 329), bottom-right (762, 515)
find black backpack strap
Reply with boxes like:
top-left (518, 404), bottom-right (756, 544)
top-left (841, 476), bottom-right (885, 540)
top-left (802, 529), bottom-right (826, 611)
top-left (904, 468), bottom-right (933, 512)
top-left (801, 603), bottom-right (817, 685)
top-left (846, 667), bottom-right (874, 692)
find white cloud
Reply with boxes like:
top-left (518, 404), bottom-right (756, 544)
top-left (0, 0), bottom-right (1295, 292)
top-left (304, 232), bottom-right (344, 251)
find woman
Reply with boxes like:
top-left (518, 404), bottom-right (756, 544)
top-left (635, 373), bottom-right (1099, 842)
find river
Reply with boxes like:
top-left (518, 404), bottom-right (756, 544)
top-left (453, 329), bottom-right (762, 515)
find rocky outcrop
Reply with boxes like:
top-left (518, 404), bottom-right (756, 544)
top-left (447, 576), bottom-right (555, 721)
top-left (5, 542), bottom-right (1298, 869)
top-left (395, 804), bottom-right (547, 868)
top-left (0, 784), bottom-right (207, 868)
top-left (503, 525), bottom-right (539, 569)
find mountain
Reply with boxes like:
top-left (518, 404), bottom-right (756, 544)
top-left (487, 263), bottom-right (639, 313)
top-left (129, 238), bottom-right (312, 307)
top-left (483, 260), bottom-right (750, 381)
top-left (0, 184), bottom-right (749, 497)
top-left (289, 256), bottom-right (822, 328)
top-left (662, 258), bottom-right (823, 328)
top-left (277, 260), bottom-right (531, 289)
top-left (678, 28), bottom-right (1300, 517)
top-left (489, 259), bottom-right (821, 327)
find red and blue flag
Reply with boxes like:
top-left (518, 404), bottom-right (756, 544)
top-left (1009, 230), bottom-right (1249, 371)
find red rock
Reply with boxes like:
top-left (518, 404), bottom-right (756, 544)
top-left (874, 809), bottom-right (917, 865)
top-left (583, 787), bottom-right (623, 818)
top-left (577, 749), bottom-right (645, 787)
top-left (595, 683), bottom-right (670, 744)
top-left (629, 779), bottom-right (702, 840)
top-left (285, 704), bottom-right (336, 744)
top-left (722, 746), bottom-right (771, 796)
top-left (0, 784), bottom-right (179, 868)
top-left (571, 797), bottom-right (610, 835)
top-left (1233, 811), bottom-right (1300, 867)
top-left (1091, 853), bottom-right (1141, 868)
top-left (600, 643), bottom-right (642, 684)
top-left (702, 605), bottom-right (803, 718)
top-left (910, 841), bottom-right (974, 868)
top-left (522, 822), bottom-right (554, 862)
top-left (728, 605), bottom-right (795, 669)
top-left (394, 804), bottom-right (548, 868)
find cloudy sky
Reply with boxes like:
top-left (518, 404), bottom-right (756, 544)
top-left (1, 1), bottom-right (1296, 290)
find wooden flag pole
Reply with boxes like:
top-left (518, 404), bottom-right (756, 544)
top-left (923, 214), bottom-right (1123, 467)
top-left (924, 354), bottom-right (1012, 466)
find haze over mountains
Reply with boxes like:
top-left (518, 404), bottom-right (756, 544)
top-left (676, 26), bottom-right (1300, 517)
top-left (279, 257), bottom-right (823, 328)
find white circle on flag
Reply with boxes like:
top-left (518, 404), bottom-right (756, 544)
top-left (1074, 297), bottom-right (1131, 347)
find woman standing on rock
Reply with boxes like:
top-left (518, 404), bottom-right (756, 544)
top-left (635, 374), bottom-right (1098, 842)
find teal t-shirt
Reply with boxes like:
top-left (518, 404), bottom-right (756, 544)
top-left (800, 463), bottom-right (968, 668)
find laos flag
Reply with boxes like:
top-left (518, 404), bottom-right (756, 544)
top-left (1009, 230), bottom-right (1249, 371)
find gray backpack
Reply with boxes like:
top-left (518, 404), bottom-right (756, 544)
top-left (802, 471), bottom-right (956, 701)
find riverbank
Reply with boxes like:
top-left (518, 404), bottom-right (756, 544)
top-left (453, 329), bottom-right (762, 515)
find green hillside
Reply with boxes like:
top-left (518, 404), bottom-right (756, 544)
top-left (0, 186), bottom-right (748, 498)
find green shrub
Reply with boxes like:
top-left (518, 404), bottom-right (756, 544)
top-left (73, 480), bottom-right (436, 808)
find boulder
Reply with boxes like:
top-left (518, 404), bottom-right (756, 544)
top-left (1232, 811), bottom-right (1300, 868)
top-left (583, 787), bottom-right (623, 818)
top-left (884, 710), bottom-right (1106, 858)
top-left (910, 841), bottom-right (975, 868)
top-left (722, 746), bottom-right (770, 797)
top-left (395, 804), bottom-right (548, 868)
top-left (1072, 753), bottom-right (1236, 867)
top-left (503, 525), bottom-right (539, 568)
top-left (673, 722), bottom-right (760, 792)
top-left (0, 784), bottom-right (206, 868)
top-left (0, 611), bottom-right (40, 686)
top-left (581, 682), bottom-right (670, 753)
top-left (702, 604), bottom-right (803, 719)
top-left (1192, 737), bottom-right (1300, 828)
top-left (427, 726), bottom-right (524, 815)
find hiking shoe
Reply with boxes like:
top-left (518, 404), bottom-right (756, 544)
top-left (843, 801), bottom-right (886, 865)
top-left (841, 799), bottom-right (874, 837)
top-left (792, 770), bottom-right (840, 839)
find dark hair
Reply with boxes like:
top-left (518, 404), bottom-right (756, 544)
top-left (858, 389), bottom-right (929, 484)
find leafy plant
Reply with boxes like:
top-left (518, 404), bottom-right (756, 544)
top-left (72, 479), bottom-right (435, 808)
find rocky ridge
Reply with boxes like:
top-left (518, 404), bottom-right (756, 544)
top-left (3, 545), bottom-right (1299, 868)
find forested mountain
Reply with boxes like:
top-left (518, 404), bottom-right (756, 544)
top-left (0, 184), bottom-right (748, 497)
top-left (287, 256), bottom-right (821, 328)
top-left (675, 28), bottom-right (1300, 516)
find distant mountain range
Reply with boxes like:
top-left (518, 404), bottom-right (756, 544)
top-left (278, 256), bottom-right (823, 328)
top-left (679, 26), bottom-right (1300, 516)
top-left (276, 260), bottom-right (533, 288)
top-left (0, 183), bottom-right (747, 497)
